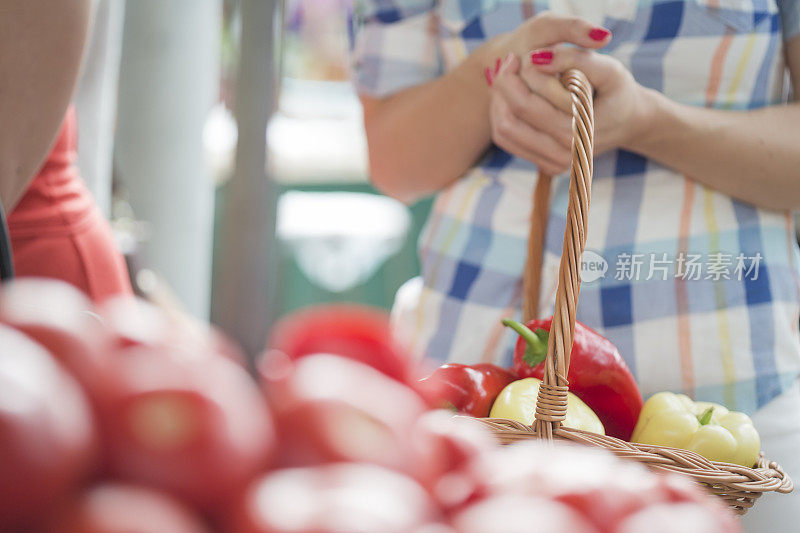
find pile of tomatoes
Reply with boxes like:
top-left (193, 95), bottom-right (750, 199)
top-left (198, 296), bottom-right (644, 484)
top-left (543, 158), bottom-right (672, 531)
top-left (0, 279), bottom-right (740, 533)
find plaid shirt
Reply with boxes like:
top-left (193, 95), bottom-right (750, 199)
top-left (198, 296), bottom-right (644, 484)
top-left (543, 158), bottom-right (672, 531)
top-left (351, 0), bottom-right (800, 414)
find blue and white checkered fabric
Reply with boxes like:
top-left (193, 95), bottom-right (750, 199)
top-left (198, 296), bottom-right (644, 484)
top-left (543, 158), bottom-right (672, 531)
top-left (351, 0), bottom-right (800, 414)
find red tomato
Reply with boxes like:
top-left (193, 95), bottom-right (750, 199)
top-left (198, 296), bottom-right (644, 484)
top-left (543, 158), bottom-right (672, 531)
top-left (261, 304), bottom-right (414, 383)
top-left (98, 296), bottom-right (170, 348)
top-left (414, 525), bottom-right (457, 533)
top-left (647, 475), bottom-right (741, 531)
top-left (452, 494), bottom-right (600, 533)
top-left (263, 354), bottom-right (428, 470)
top-left (409, 410), bottom-right (495, 512)
top-left (614, 502), bottom-right (741, 533)
top-left (229, 463), bottom-right (439, 533)
top-left (99, 296), bottom-right (246, 366)
top-left (38, 483), bottom-right (212, 533)
top-left (93, 344), bottom-right (275, 512)
top-left (472, 441), bottom-right (738, 533)
top-left (477, 441), bottom-right (666, 531)
top-left (0, 325), bottom-right (97, 529)
top-left (0, 278), bottom-right (109, 388)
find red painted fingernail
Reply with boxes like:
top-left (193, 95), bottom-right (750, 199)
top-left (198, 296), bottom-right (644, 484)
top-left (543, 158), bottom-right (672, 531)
top-left (589, 27), bottom-right (610, 41)
top-left (530, 49), bottom-right (553, 65)
top-left (484, 67), bottom-right (493, 86)
top-left (494, 57), bottom-right (502, 74)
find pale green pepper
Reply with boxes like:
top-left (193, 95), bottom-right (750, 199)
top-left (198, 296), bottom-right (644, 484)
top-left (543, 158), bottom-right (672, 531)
top-left (489, 378), bottom-right (605, 435)
top-left (631, 392), bottom-right (760, 467)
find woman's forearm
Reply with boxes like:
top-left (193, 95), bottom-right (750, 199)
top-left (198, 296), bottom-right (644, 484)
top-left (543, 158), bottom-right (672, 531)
top-left (626, 37), bottom-right (800, 211)
top-left (627, 89), bottom-right (800, 211)
top-left (360, 44), bottom-right (498, 203)
top-left (360, 14), bottom-right (615, 202)
top-left (0, 0), bottom-right (92, 212)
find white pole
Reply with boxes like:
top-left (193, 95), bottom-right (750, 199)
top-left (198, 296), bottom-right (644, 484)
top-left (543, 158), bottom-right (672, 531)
top-left (211, 0), bottom-right (278, 356)
top-left (75, 0), bottom-right (126, 217)
top-left (115, 0), bottom-right (221, 319)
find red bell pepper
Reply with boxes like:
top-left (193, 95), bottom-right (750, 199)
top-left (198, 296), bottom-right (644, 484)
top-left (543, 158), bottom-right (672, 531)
top-left (503, 318), bottom-right (643, 441)
top-left (418, 363), bottom-right (517, 418)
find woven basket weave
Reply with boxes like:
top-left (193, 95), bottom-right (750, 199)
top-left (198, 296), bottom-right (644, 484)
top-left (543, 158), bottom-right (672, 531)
top-left (478, 69), bottom-right (793, 515)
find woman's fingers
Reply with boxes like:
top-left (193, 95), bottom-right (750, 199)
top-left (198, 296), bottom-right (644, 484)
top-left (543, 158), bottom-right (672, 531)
top-left (498, 131), bottom-right (570, 176)
top-left (493, 65), bottom-right (537, 120)
top-left (498, 51), bottom-right (520, 76)
top-left (489, 95), bottom-right (572, 175)
top-left (493, 63), bottom-right (572, 150)
top-left (519, 60), bottom-right (571, 113)
top-left (485, 52), bottom-right (518, 86)
top-left (529, 45), bottom-right (623, 91)
top-left (522, 12), bottom-right (611, 50)
top-left (524, 46), bottom-right (642, 154)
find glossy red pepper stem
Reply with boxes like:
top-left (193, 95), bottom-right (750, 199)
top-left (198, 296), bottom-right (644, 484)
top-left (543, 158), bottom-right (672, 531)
top-left (501, 319), bottom-right (549, 367)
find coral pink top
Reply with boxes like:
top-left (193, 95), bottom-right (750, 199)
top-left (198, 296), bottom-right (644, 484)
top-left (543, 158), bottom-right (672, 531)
top-left (7, 107), bottom-right (132, 301)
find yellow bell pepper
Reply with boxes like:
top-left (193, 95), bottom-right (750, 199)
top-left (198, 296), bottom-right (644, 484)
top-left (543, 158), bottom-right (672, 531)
top-left (631, 392), bottom-right (760, 467)
top-left (489, 378), bottom-right (605, 434)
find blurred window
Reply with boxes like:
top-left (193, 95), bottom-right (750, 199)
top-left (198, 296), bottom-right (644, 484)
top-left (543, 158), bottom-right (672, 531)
top-left (272, 0), bottom-right (367, 185)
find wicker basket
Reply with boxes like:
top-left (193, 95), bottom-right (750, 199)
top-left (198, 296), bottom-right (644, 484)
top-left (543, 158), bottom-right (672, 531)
top-left (478, 69), bottom-right (793, 515)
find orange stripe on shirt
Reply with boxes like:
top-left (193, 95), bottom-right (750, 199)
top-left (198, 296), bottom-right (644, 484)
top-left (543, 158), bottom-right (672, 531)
top-left (420, 186), bottom-right (455, 254)
top-left (703, 188), bottom-right (737, 408)
top-left (675, 179), bottom-right (696, 396)
top-left (673, 28), bottom-right (736, 396)
top-left (481, 303), bottom-right (519, 363)
top-left (671, 27), bottom-right (736, 397)
top-left (481, 283), bottom-right (524, 363)
top-left (705, 30), bottom-right (735, 108)
top-left (521, 0), bottom-right (535, 19)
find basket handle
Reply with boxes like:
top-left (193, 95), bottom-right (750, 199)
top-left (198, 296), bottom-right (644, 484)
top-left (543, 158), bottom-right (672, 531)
top-left (522, 171), bottom-right (552, 323)
top-left (531, 69), bottom-right (594, 440)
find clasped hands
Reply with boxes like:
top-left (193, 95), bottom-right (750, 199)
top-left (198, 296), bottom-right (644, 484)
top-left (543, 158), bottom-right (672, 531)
top-left (485, 12), bottom-right (652, 175)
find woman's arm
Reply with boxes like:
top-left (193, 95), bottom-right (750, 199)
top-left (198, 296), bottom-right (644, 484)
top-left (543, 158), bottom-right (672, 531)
top-left (360, 13), bottom-right (612, 203)
top-left (523, 38), bottom-right (800, 211)
top-left (0, 0), bottom-right (92, 212)
top-left (360, 48), bottom-right (493, 204)
top-left (790, 34), bottom-right (800, 92)
top-left (624, 36), bottom-right (800, 211)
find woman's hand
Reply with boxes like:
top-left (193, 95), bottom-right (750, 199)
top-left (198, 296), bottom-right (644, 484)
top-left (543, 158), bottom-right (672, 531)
top-left (516, 43), bottom-right (800, 211)
top-left (488, 53), bottom-right (575, 175)
top-left (525, 46), bottom-right (654, 156)
top-left (487, 39), bottom-right (655, 172)
top-left (482, 13), bottom-right (614, 175)
top-left (359, 12), bottom-right (614, 201)
top-left (485, 11), bottom-right (612, 66)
